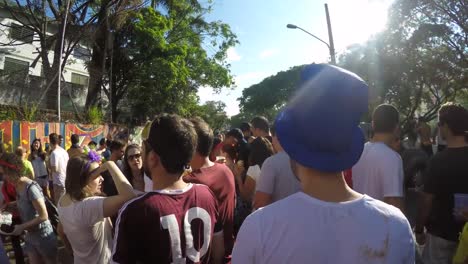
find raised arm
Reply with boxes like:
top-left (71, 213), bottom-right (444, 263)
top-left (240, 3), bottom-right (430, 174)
top-left (100, 161), bottom-right (136, 217)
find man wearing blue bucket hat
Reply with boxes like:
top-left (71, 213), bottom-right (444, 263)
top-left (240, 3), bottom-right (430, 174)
top-left (232, 64), bottom-right (414, 263)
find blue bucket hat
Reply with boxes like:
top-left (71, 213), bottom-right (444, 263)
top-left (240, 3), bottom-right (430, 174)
top-left (275, 64), bottom-right (369, 172)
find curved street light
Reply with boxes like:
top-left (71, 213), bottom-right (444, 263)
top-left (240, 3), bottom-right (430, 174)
top-left (286, 24), bottom-right (330, 49)
top-left (287, 4), bottom-right (336, 65)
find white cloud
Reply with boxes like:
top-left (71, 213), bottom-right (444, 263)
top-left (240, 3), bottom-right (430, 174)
top-left (226, 47), bottom-right (241, 62)
top-left (259, 48), bottom-right (279, 59)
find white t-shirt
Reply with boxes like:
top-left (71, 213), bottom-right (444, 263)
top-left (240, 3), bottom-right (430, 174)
top-left (144, 173), bottom-right (153, 192)
top-left (247, 165), bottom-right (261, 182)
top-left (352, 142), bottom-right (404, 200)
top-left (50, 146), bottom-right (69, 187)
top-left (256, 151), bottom-right (301, 202)
top-left (58, 196), bottom-right (113, 264)
top-left (232, 193), bottom-right (414, 264)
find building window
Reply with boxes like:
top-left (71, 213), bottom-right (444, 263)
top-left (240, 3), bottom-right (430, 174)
top-left (9, 24), bottom-right (34, 43)
top-left (73, 46), bottom-right (91, 60)
top-left (3, 57), bottom-right (29, 86)
top-left (71, 72), bottom-right (89, 91)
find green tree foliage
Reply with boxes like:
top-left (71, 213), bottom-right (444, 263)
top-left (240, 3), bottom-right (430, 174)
top-left (193, 100), bottom-right (228, 131)
top-left (105, 3), bottom-right (238, 123)
top-left (238, 66), bottom-right (304, 121)
top-left (237, 0), bottom-right (467, 136)
top-left (0, 0), bottom-right (136, 111)
top-left (340, 0), bottom-right (467, 134)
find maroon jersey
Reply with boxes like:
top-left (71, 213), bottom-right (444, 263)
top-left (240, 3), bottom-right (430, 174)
top-left (184, 163), bottom-right (236, 259)
top-left (111, 184), bottom-right (222, 264)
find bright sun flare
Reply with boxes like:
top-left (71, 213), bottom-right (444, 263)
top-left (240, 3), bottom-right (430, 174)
top-left (330, 0), bottom-right (392, 49)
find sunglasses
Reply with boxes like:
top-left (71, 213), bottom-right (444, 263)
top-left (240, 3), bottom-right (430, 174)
top-left (128, 153), bottom-right (142, 160)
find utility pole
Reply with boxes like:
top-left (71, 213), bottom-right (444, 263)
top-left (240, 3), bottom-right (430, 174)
top-left (324, 3), bottom-right (336, 65)
top-left (57, 0), bottom-right (71, 122)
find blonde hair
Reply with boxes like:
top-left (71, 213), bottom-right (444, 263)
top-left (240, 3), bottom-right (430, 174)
top-left (15, 146), bottom-right (26, 158)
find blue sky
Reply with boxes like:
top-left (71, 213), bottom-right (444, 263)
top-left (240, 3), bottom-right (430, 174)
top-left (198, 0), bottom-right (394, 116)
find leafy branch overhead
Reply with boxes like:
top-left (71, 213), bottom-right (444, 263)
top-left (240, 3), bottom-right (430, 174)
top-left (235, 0), bottom-right (467, 135)
top-left (0, 0), bottom-right (238, 124)
top-left (98, 2), bottom-right (239, 123)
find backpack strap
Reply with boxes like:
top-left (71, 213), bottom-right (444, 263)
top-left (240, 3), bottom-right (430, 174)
top-left (26, 181), bottom-right (41, 201)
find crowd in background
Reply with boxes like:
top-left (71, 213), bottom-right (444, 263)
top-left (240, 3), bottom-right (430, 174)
top-left (0, 64), bottom-right (466, 263)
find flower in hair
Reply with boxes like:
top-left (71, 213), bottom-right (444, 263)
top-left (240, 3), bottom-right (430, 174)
top-left (88, 151), bottom-right (102, 164)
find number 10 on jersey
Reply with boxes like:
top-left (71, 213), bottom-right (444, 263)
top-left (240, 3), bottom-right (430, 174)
top-left (161, 207), bottom-right (212, 264)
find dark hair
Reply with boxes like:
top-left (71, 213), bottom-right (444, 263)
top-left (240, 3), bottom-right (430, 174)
top-left (146, 114), bottom-right (197, 174)
top-left (251, 116), bottom-right (270, 133)
top-left (106, 139), bottom-right (112, 146)
top-left (88, 141), bottom-right (97, 147)
top-left (372, 104), bottom-right (399, 133)
top-left (49, 133), bottom-right (59, 145)
top-left (0, 153), bottom-right (24, 180)
top-left (240, 122), bottom-right (252, 133)
top-left (71, 134), bottom-right (80, 145)
top-left (211, 137), bottom-right (222, 160)
top-left (123, 144), bottom-right (143, 184)
top-left (99, 138), bottom-right (106, 146)
top-left (222, 143), bottom-right (238, 161)
top-left (249, 137), bottom-right (274, 168)
top-left (30, 139), bottom-right (46, 161)
top-left (110, 140), bottom-right (126, 152)
top-left (66, 155), bottom-right (98, 201)
top-left (439, 103), bottom-right (468, 136)
top-left (226, 128), bottom-right (244, 142)
top-left (190, 117), bottom-right (214, 157)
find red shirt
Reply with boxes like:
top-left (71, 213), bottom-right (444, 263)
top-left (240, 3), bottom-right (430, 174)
top-left (112, 184), bottom-right (222, 264)
top-left (1, 181), bottom-right (19, 218)
top-left (184, 163), bottom-right (236, 259)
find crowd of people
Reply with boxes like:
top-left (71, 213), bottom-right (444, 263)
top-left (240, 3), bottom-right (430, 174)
top-left (0, 64), bottom-right (466, 263)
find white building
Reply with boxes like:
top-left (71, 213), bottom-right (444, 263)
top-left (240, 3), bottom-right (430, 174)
top-left (0, 8), bottom-right (91, 109)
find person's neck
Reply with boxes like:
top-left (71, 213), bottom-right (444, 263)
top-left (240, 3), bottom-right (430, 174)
top-left (51, 144), bottom-right (58, 150)
top-left (110, 155), bottom-right (119, 162)
top-left (446, 135), bottom-right (468, 148)
top-left (191, 155), bottom-right (214, 170)
top-left (299, 169), bottom-right (362, 203)
top-left (371, 133), bottom-right (394, 146)
top-left (132, 168), bottom-right (142, 178)
top-left (152, 170), bottom-right (188, 191)
top-left (13, 177), bottom-right (28, 188)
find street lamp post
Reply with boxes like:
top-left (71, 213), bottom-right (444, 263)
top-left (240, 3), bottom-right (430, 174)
top-left (57, 0), bottom-right (71, 122)
top-left (286, 4), bottom-right (336, 65)
top-left (324, 3), bottom-right (336, 65)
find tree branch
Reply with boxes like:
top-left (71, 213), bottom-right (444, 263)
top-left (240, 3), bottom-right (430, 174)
top-left (46, 0), bottom-right (59, 18)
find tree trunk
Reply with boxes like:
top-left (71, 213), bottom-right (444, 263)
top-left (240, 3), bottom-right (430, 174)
top-left (111, 98), bottom-right (119, 123)
top-left (85, 3), bottom-right (109, 108)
